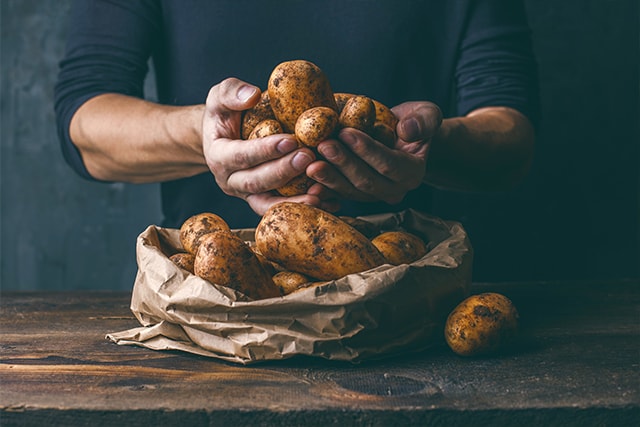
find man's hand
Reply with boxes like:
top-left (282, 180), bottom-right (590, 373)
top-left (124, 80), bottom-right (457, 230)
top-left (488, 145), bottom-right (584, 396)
top-left (202, 78), bottom-right (337, 215)
top-left (306, 101), bottom-right (442, 204)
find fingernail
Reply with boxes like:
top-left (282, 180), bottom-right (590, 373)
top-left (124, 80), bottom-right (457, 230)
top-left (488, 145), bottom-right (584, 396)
top-left (237, 85), bottom-right (257, 102)
top-left (291, 152), bottom-right (312, 171)
top-left (401, 117), bottom-right (421, 140)
top-left (319, 144), bottom-right (339, 159)
top-left (277, 138), bottom-right (297, 154)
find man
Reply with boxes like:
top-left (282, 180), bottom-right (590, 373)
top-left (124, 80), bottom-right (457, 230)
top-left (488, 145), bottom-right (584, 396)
top-left (55, 0), bottom-right (538, 229)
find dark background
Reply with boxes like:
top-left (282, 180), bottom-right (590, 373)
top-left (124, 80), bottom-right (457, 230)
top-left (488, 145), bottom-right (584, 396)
top-left (1, 0), bottom-right (638, 291)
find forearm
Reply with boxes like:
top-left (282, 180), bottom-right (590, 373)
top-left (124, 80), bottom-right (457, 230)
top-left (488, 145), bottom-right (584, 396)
top-left (425, 107), bottom-right (535, 191)
top-left (70, 93), bottom-right (208, 183)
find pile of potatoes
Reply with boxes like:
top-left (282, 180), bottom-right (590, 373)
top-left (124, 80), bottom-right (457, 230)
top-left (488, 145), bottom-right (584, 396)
top-left (169, 202), bottom-right (428, 300)
top-left (241, 59), bottom-right (399, 196)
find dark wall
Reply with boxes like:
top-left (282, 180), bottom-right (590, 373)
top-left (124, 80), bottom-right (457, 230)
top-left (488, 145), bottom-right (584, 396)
top-left (432, 0), bottom-right (639, 282)
top-left (1, 0), bottom-right (638, 291)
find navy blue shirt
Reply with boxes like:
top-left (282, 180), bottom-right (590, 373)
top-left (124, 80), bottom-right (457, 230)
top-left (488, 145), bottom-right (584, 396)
top-left (55, 0), bottom-right (538, 228)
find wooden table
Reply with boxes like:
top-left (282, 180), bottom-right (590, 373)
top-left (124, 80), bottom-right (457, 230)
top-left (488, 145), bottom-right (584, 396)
top-left (1, 280), bottom-right (638, 426)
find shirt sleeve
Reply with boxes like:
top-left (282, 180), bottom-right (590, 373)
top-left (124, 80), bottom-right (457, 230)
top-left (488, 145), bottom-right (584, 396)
top-left (53, 0), bottom-right (161, 180)
top-left (455, 0), bottom-right (540, 125)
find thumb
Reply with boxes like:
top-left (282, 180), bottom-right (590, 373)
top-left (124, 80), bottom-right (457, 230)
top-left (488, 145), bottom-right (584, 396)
top-left (392, 101), bottom-right (442, 142)
top-left (205, 78), bottom-right (260, 116)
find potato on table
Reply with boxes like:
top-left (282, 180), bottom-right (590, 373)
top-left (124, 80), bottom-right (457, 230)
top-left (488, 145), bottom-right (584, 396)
top-left (445, 292), bottom-right (519, 356)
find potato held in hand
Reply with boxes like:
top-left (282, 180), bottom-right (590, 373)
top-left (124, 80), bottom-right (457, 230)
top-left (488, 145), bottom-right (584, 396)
top-left (194, 231), bottom-right (280, 300)
top-left (268, 60), bottom-right (338, 133)
top-left (255, 202), bottom-right (386, 281)
top-left (445, 293), bottom-right (519, 356)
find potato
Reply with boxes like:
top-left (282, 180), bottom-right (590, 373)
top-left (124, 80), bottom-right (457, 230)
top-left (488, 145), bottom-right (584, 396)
top-left (445, 293), bottom-right (519, 356)
top-left (338, 95), bottom-right (376, 133)
top-left (268, 60), bottom-right (338, 133)
top-left (194, 231), bottom-right (280, 300)
top-left (372, 99), bottom-right (399, 130)
top-left (334, 92), bottom-right (353, 113)
top-left (255, 202), bottom-right (386, 280)
top-left (248, 119), bottom-right (284, 140)
top-left (338, 216), bottom-right (380, 239)
top-left (272, 271), bottom-right (312, 295)
top-left (295, 106), bottom-right (339, 147)
top-left (250, 245), bottom-right (285, 276)
top-left (241, 91), bottom-right (275, 139)
top-left (369, 121), bottom-right (396, 148)
top-left (169, 252), bottom-right (195, 274)
top-left (371, 231), bottom-right (428, 265)
top-left (276, 174), bottom-right (315, 197)
top-left (179, 212), bottom-right (231, 254)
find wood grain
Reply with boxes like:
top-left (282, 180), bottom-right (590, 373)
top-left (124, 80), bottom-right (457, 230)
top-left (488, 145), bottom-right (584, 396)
top-left (1, 281), bottom-right (638, 426)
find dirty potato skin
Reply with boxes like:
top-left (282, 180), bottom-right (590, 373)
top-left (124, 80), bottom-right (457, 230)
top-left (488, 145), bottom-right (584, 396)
top-left (338, 95), bottom-right (376, 133)
top-left (371, 231), bottom-right (428, 265)
top-left (268, 60), bottom-right (338, 133)
top-left (179, 212), bottom-right (231, 254)
top-left (248, 119), bottom-right (284, 140)
top-left (295, 106), bottom-right (339, 147)
top-left (372, 99), bottom-right (399, 130)
top-left (255, 202), bottom-right (386, 281)
top-left (194, 231), bottom-right (280, 300)
top-left (369, 121), bottom-right (396, 148)
top-left (241, 91), bottom-right (276, 139)
top-left (272, 271), bottom-right (312, 295)
top-left (169, 252), bottom-right (195, 274)
top-left (276, 174), bottom-right (315, 197)
top-left (445, 293), bottom-right (519, 356)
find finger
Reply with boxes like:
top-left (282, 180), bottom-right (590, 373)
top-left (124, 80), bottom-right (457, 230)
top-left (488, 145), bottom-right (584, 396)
top-left (392, 101), bottom-right (442, 142)
top-left (204, 79), bottom-right (261, 140)
top-left (313, 137), bottom-right (392, 201)
top-left (205, 78), bottom-right (260, 115)
top-left (305, 182), bottom-right (343, 212)
top-left (211, 134), bottom-right (299, 170)
top-left (226, 147), bottom-right (315, 194)
top-left (339, 129), bottom-right (424, 195)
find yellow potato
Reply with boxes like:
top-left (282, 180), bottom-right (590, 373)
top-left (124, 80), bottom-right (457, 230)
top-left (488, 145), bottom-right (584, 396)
top-left (272, 271), bottom-right (312, 295)
top-left (369, 121), bottom-right (396, 148)
top-left (179, 212), bottom-right (231, 254)
top-left (268, 60), bottom-right (338, 133)
top-left (248, 119), bottom-right (284, 140)
top-left (249, 245), bottom-right (285, 276)
top-left (295, 106), bottom-right (339, 147)
top-left (255, 202), bottom-right (386, 280)
top-left (338, 95), bottom-right (376, 133)
top-left (371, 231), bottom-right (428, 265)
top-left (241, 91), bottom-right (275, 139)
top-left (276, 174), bottom-right (315, 197)
top-left (194, 231), bottom-right (280, 300)
top-left (334, 92), bottom-right (353, 113)
top-left (372, 99), bottom-right (399, 130)
top-left (445, 293), bottom-right (519, 356)
top-left (169, 252), bottom-right (195, 274)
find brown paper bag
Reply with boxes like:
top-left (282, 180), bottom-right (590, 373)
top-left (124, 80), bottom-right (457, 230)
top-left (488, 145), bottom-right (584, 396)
top-left (107, 209), bottom-right (473, 364)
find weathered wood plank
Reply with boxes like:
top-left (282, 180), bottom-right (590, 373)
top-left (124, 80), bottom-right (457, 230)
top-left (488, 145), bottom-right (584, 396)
top-left (1, 280), bottom-right (638, 426)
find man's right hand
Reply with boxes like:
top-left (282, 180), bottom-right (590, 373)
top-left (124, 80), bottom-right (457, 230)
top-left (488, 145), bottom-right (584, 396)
top-left (202, 78), bottom-right (338, 216)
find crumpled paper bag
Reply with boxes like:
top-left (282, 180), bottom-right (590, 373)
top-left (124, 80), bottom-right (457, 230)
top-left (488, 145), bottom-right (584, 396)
top-left (107, 209), bottom-right (473, 364)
